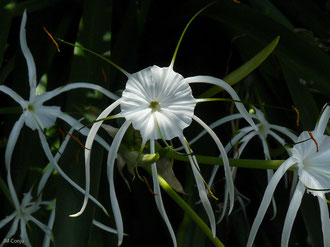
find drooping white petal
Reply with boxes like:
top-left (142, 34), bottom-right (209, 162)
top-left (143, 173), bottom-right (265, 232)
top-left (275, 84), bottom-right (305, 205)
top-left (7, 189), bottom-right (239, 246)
top-left (281, 182), bottom-right (305, 247)
top-left (0, 85), bottom-right (26, 107)
top-left (186, 76), bottom-right (257, 131)
top-left (0, 212), bottom-right (17, 229)
top-left (150, 139), bottom-right (177, 247)
top-left (36, 82), bottom-right (119, 104)
top-left (36, 127), bottom-right (108, 215)
top-left (20, 220), bottom-right (32, 247)
top-left (318, 197), bottom-right (330, 247)
top-left (106, 120), bottom-right (131, 246)
top-left (179, 136), bottom-right (216, 237)
top-left (5, 115), bottom-right (25, 171)
top-left (1, 217), bottom-right (19, 246)
top-left (187, 113), bottom-right (245, 148)
top-left (20, 10), bottom-right (37, 101)
top-left (315, 105), bottom-right (330, 135)
top-left (193, 115), bottom-right (235, 214)
top-left (27, 215), bottom-right (53, 239)
top-left (75, 99), bottom-right (121, 218)
top-left (269, 124), bottom-right (297, 142)
top-left (42, 206), bottom-right (55, 247)
top-left (58, 113), bottom-right (110, 150)
top-left (92, 220), bottom-right (118, 234)
top-left (121, 66), bottom-right (196, 141)
top-left (247, 158), bottom-right (296, 247)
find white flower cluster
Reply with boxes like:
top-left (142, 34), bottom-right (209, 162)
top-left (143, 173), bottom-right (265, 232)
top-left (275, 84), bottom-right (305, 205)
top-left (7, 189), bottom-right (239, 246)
top-left (1, 8), bottom-right (329, 247)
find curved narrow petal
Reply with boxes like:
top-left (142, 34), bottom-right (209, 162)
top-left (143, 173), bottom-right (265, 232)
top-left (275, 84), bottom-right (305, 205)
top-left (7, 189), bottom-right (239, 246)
top-left (106, 120), bottom-right (131, 246)
top-left (42, 207), bottom-right (55, 247)
top-left (188, 113), bottom-right (245, 147)
top-left (0, 212), bottom-right (17, 229)
top-left (318, 197), bottom-right (330, 247)
top-left (20, 10), bottom-right (37, 100)
top-left (36, 128), bottom-right (108, 215)
top-left (72, 99), bottom-right (121, 218)
top-left (266, 169), bottom-right (277, 221)
top-left (186, 76), bottom-right (257, 131)
top-left (247, 158), bottom-right (296, 247)
top-left (150, 139), bottom-right (177, 247)
top-left (58, 113), bottom-right (110, 150)
top-left (179, 136), bottom-right (216, 237)
top-left (268, 130), bottom-right (285, 146)
top-left (5, 115), bottom-right (25, 171)
top-left (20, 220), bottom-right (32, 247)
top-left (37, 82), bottom-right (119, 104)
top-left (269, 124), bottom-right (297, 142)
top-left (38, 120), bottom-right (78, 194)
top-left (27, 215), bottom-right (53, 239)
top-left (92, 220), bottom-right (120, 234)
top-left (193, 115), bottom-right (234, 214)
top-left (315, 105), bottom-right (330, 135)
top-left (0, 85), bottom-right (26, 107)
top-left (281, 182), bottom-right (305, 247)
top-left (2, 217), bottom-right (19, 245)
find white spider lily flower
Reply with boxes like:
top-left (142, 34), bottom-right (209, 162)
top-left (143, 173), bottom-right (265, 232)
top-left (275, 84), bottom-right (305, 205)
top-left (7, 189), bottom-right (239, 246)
top-left (1, 10), bottom-right (117, 214)
top-left (75, 13), bottom-right (257, 247)
top-left (0, 190), bottom-right (54, 247)
top-left (247, 104), bottom-right (330, 247)
top-left (187, 108), bottom-right (297, 221)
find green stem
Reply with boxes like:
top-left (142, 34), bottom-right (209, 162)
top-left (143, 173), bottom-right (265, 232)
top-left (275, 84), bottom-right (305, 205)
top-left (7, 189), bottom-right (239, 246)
top-left (156, 172), bottom-right (225, 247)
top-left (164, 151), bottom-right (289, 170)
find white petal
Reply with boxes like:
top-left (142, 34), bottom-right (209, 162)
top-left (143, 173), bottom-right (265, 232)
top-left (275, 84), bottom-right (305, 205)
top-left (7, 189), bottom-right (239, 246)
top-left (150, 139), bottom-right (177, 247)
top-left (193, 115), bottom-right (235, 214)
top-left (247, 158), bottom-right (296, 247)
top-left (281, 182), bottom-right (305, 247)
top-left (179, 136), bottom-right (216, 237)
top-left (20, 220), bottom-right (32, 247)
top-left (5, 115), bottom-right (25, 171)
top-left (92, 220), bottom-right (118, 234)
top-left (187, 113), bottom-right (245, 148)
top-left (318, 197), bottom-right (330, 247)
top-left (2, 217), bottom-right (19, 245)
top-left (0, 85), bottom-right (26, 107)
top-left (36, 82), bottom-right (119, 104)
top-left (269, 124), bottom-right (297, 143)
top-left (106, 120), bottom-right (131, 246)
top-left (73, 99), bottom-right (121, 217)
top-left (20, 10), bottom-right (37, 101)
top-left (315, 105), bottom-right (330, 135)
top-left (42, 207), bottom-right (55, 247)
top-left (36, 128), bottom-right (108, 215)
top-left (58, 113), bottom-right (110, 150)
top-left (32, 105), bottom-right (61, 129)
top-left (186, 76), bottom-right (257, 131)
top-left (0, 212), bottom-right (17, 229)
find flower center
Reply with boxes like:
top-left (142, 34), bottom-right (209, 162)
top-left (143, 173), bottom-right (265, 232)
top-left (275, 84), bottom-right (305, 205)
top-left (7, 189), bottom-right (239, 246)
top-left (27, 104), bottom-right (34, 112)
top-left (149, 101), bottom-right (161, 112)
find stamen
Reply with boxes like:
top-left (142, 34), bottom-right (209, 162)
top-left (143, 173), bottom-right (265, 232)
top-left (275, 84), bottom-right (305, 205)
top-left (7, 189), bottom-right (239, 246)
top-left (101, 67), bottom-right (107, 83)
top-left (292, 105), bottom-right (300, 127)
top-left (58, 128), bottom-right (66, 140)
top-left (308, 131), bottom-right (319, 152)
top-left (43, 26), bottom-right (60, 52)
top-left (89, 104), bottom-right (98, 118)
top-left (143, 176), bottom-right (158, 196)
top-left (233, 0), bottom-right (241, 3)
top-left (67, 132), bottom-right (90, 150)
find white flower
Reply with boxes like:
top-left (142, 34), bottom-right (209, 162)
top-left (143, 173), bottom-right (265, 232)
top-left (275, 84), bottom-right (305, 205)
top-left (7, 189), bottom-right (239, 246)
top-left (1, 10), bottom-right (117, 215)
top-left (75, 17), bottom-right (258, 247)
top-left (0, 189), bottom-right (54, 247)
top-left (247, 104), bottom-right (330, 247)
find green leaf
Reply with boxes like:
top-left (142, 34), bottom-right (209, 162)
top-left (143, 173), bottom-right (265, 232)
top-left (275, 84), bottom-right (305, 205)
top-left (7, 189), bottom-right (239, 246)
top-left (199, 36), bottom-right (280, 98)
